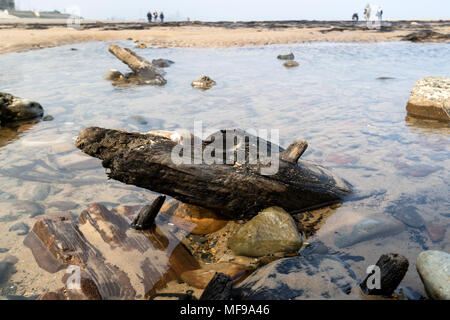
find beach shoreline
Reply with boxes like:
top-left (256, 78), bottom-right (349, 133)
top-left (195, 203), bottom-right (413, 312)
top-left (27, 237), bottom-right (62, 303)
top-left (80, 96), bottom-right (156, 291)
top-left (0, 19), bottom-right (449, 54)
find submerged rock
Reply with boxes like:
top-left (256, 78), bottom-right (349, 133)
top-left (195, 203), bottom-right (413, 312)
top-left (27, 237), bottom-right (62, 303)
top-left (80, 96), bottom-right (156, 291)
top-left (228, 206), bottom-right (302, 257)
top-left (180, 262), bottom-right (250, 289)
top-left (0, 255), bottom-right (18, 285)
top-left (104, 69), bottom-right (125, 81)
top-left (0, 200), bottom-right (44, 222)
top-left (425, 221), bottom-right (446, 242)
top-left (283, 61), bottom-right (299, 68)
top-left (406, 77), bottom-right (450, 121)
top-left (277, 52), bottom-right (294, 60)
top-left (417, 250), bottom-right (450, 300)
top-left (391, 205), bottom-right (425, 229)
top-left (192, 76), bottom-right (216, 90)
top-left (334, 218), bottom-right (404, 248)
top-left (233, 255), bottom-right (358, 299)
top-left (0, 92), bottom-right (44, 125)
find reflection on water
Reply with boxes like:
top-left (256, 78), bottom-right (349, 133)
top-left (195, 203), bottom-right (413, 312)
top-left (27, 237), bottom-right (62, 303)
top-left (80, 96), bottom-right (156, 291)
top-left (0, 41), bottom-right (449, 298)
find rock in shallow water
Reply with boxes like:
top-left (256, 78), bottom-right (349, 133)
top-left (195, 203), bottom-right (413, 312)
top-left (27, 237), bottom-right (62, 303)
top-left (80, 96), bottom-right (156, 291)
top-left (334, 218), bottom-right (404, 248)
top-left (0, 92), bottom-right (44, 125)
top-left (228, 206), bottom-right (302, 257)
top-left (277, 52), bottom-right (294, 60)
top-left (180, 262), bottom-right (250, 289)
top-left (406, 77), bottom-right (450, 121)
top-left (161, 200), bottom-right (229, 235)
top-left (233, 255), bottom-right (358, 299)
top-left (0, 200), bottom-right (44, 222)
top-left (191, 76), bottom-right (216, 90)
top-left (417, 250), bottom-right (450, 300)
top-left (391, 205), bottom-right (425, 229)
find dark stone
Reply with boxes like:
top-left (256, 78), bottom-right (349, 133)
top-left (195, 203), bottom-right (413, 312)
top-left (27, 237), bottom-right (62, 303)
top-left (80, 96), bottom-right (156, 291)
top-left (43, 115), bottom-right (54, 121)
top-left (0, 256), bottom-right (18, 285)
top-left (200, 273), bottom-right (233, 300)
top-left (233, 255), bottom-right (357, 300)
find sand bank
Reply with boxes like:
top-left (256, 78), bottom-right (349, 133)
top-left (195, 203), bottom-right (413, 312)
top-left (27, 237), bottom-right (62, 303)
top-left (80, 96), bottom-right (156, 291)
top-left (0, 20), bottom-right (449, 54)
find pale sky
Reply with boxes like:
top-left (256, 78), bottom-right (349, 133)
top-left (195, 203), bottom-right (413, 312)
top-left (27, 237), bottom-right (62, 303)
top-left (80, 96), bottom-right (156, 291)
top-left (14, 0), bottom-right (450, 21)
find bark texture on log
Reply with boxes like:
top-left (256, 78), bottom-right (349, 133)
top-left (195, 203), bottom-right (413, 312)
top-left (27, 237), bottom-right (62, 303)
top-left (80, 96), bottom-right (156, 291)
top-left (360, 253), bottom-right (409, 297)
top-left (199, 273), bottom-right (233, 300)
top-left (76, 127), bottom-right (352, 218)
top-left (24, 203), bottom-right (199, 300)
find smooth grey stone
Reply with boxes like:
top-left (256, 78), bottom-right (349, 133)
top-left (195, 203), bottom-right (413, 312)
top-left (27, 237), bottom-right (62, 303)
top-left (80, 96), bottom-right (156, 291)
top-left (43, 115), bottom-right (54, 121)
top-left (8, 222), bottom-right (30, 236)
top-left (417, 250), bottom-right (450, 300)
top-left (152, 58), bottom-right (174, 68)
top-left (334, 218), bottom-right (404, 248)
top-left (233, 255), bottom-right (357, 300)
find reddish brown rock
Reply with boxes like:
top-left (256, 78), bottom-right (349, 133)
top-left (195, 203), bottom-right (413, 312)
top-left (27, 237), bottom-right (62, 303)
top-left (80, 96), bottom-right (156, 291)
top-left (180, 262), bottom-right (251, 289)
top-left (24, 203), bottom-right (199, 299)
top-left (160, 200), bottom-right (229, 235)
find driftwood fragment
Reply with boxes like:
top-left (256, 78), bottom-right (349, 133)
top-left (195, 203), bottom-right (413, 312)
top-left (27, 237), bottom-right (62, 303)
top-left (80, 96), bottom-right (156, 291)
top-left (107, 44), bottom-right (166, 85)
top-left (76, 127), bottom-right (352, 218)
top-left (360, 253), bottom-right (409, 297)
top-left (199, 273), bottom-right (233, 300)
top-left (131, 195), bottom-right (166, 230)
top-left (24, 203), bottom-right (199, 299)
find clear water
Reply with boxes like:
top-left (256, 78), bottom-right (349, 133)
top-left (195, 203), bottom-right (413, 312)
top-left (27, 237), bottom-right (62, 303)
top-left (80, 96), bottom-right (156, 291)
top-left (0, 41), bottom-right (449, 298)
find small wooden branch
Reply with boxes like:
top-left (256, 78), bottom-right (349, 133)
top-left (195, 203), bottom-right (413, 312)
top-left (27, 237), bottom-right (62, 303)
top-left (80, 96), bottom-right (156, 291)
top-left (280, 140), bottom-right (308, 164)
top-left (199, 273), bottom-right (233, 300)
top-left (360, 253), bottom-right (409, 297)
top-left (131, 196), bottom-right (166, 230)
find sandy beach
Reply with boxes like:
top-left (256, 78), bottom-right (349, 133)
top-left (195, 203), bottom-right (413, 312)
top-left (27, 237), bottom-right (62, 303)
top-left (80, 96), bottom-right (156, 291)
top-left (0, 19), bottom-right (449, 54)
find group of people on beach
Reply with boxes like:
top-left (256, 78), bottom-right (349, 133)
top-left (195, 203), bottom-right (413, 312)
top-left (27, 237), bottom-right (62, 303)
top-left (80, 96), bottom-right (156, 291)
top-left (147, 10), bottom-right (164, 23)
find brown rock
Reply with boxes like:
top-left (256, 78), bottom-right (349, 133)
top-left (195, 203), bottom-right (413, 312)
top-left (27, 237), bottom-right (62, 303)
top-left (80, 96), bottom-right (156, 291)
top-left (180, 262), bottom-right (251, 289)
top-left (406, 77), bottom-right (450, 121)
top-left (161, 200), bottom-right (229, 235)
top-left (24, 203), bottom-right (199, 299)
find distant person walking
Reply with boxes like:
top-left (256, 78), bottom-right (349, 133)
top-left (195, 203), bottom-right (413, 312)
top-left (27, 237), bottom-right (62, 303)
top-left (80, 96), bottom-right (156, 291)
top-left (160, 12), bottom-right (164, 23)
top-left (376, 6), bottom-right (383, 22)
top-left (364, 4), bottom-right (371, 22)
top-left (153, 11), bottom-right (158, 22)
top-left (352, 13), bottom-right (359, 23)
top-left (147, 11), bottom-right (152, 23)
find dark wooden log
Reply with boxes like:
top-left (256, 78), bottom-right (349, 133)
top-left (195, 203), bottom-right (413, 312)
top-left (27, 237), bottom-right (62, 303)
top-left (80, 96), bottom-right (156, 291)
top-left (360, 253), bottom-right (409, 297)
top-left (24, 203), bottom-right (199, 300)
top-left (199, 273), bottom-right (233, 300)
top-left (76, 127), bottom-right (352, 218)
top-left (131, 195), bottom-right (166, 230)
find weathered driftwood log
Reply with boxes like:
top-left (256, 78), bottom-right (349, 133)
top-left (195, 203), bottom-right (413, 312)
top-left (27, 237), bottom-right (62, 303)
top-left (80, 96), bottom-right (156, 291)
top-left (24, 203), bottom-right (199, 299)
top-left (131, 195), bottom-right (166, 230)
top-left (108, 44), bottom-right (166, 85)
top-left (360, 253), bottom-right (409, 297)
top-left (76, 127), bottom-right (352, 218)
top-left (199, 273), bottom-right (233, 300)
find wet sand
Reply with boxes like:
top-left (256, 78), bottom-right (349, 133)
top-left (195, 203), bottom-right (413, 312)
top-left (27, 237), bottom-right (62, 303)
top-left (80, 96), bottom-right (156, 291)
top-left (0, 19), bottom-right (449, 54)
